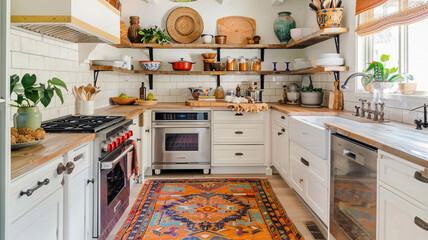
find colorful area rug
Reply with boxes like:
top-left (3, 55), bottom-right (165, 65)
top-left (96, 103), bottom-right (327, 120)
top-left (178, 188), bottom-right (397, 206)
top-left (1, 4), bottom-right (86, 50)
top-left (114, 178), bottom-right (303, 240)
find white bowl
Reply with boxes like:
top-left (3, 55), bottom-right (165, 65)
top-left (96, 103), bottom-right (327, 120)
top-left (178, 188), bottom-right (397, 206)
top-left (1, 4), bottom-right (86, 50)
top-left (314, 58), bottom-right (344, 67)
top-left (294, 61), bottom-right (313, 70)
top-left (318, 53), bottom-right (341, 59)
top-left (291, 28), bottom-right (312, 41)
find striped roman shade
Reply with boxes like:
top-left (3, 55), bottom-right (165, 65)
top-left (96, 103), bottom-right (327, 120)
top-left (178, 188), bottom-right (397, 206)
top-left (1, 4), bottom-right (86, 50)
top-left (356, 0), bottom-right (428, 36)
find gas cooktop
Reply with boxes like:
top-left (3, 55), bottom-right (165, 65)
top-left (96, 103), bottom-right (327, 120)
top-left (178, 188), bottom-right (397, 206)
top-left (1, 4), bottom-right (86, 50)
top-left (41, 115), bottom-right (125, 133)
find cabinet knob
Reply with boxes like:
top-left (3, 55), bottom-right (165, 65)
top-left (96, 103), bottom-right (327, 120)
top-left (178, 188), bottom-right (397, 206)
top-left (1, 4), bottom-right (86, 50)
top-left (87, 178), bottom-right (95, 184)
top-left (145, 129), bottom-right (150, 133)
top-left (57, 163), bottom-right (66, 175)
top-left (299, 178), bottom-right (303, 183)
top-left (281, 116), bottom-right (286, 119)
top-left (66, 162), bottom-right (75, 175)
top-left (137, 138), bottom-right (142, 142)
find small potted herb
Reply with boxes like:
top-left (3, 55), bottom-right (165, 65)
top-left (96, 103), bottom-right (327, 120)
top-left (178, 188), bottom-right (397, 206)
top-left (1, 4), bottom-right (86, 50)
top-left (10, 73), bottom-right (68, 130)
top-left (301, 84), bottom-right (324, 106)
top-left (138, 26), bottom-right (171, 45)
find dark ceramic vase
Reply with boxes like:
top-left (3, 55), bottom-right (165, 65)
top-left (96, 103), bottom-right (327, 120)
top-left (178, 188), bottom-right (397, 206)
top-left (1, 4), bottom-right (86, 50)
top-left (274, 12), bottom-right (296, 44)
top-left (128, 16), bottom-right (142, 43)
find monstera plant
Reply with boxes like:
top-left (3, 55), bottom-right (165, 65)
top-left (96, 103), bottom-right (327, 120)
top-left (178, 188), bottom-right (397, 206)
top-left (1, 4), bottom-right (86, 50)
top-left (10, 73), bottom-right (68, 130)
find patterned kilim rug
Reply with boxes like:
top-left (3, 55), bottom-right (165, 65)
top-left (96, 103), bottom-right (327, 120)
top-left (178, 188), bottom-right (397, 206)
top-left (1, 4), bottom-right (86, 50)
top-left (114, 178), bottom-right (304, 240)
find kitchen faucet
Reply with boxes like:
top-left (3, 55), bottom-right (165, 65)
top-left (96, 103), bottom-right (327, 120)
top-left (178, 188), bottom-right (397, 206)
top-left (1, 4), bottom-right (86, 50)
top-left (411, 104), bottom-right (428, 130)
top-left (341, 73), bottom-right (372, 90)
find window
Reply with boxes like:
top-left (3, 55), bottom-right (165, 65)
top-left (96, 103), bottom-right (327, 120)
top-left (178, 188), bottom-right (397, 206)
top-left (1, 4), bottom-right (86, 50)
top-left (361, 17), bottom-right (428, 92)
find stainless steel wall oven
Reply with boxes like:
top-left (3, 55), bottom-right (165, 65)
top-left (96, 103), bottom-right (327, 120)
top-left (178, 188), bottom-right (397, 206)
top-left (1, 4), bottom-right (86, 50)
top-left (152, 111), bottom-right (211, 174)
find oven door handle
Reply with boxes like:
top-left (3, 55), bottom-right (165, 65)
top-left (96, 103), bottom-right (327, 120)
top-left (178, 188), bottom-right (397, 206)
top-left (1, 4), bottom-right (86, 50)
top-left (153, 124), bottom-right (210, 128)
top-left (101, 145), bottom-right (134, 170)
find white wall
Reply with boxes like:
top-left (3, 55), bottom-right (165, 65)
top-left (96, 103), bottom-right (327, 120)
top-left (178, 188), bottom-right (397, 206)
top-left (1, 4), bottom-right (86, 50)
top-left (10, 0), bottom-right (427, 124)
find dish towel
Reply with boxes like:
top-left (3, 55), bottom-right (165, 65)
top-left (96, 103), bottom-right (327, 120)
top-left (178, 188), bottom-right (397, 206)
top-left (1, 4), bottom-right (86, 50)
top-left (127, 140), bottom-right (139, 180)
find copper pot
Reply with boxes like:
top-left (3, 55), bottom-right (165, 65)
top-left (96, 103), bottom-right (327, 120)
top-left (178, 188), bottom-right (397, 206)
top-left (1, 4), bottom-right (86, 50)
top-left (169, 58), bottom-right (196, 71)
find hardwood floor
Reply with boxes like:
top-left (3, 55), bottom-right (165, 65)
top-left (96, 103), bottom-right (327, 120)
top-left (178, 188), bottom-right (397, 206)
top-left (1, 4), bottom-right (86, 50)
top-left (106, 171), bottom-right (327, 240)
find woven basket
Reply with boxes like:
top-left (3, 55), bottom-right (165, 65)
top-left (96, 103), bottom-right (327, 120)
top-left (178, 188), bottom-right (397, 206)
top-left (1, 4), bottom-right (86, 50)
top-left (398, 83), bottom-right (417, 95)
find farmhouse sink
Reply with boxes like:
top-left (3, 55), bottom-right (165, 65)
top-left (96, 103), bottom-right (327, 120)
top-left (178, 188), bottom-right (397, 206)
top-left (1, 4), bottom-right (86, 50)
top-left (289, 116), bottom-right (362, 160)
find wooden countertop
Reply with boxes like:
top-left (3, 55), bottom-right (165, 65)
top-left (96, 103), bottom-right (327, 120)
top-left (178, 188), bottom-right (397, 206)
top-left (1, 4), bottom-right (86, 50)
top-left (326, 122), bottom-right (428, 168)
top-left (11, 133), bottom-right (95, 180)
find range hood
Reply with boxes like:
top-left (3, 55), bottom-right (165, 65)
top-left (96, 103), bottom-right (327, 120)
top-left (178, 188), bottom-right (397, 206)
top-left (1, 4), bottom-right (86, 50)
top-left (11, 0), bottom-right (120, 44)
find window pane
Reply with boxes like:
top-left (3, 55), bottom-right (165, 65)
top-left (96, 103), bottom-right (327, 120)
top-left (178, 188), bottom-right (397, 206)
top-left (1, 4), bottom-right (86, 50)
top-left (408, 18), bottom-right (428, 91)
top-left (372, 26), bottom-right (400, 67)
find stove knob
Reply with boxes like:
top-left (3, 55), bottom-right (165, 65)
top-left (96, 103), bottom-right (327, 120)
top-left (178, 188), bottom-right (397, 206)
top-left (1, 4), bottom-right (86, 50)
top-left (125, 132), bottom-right (130, 139)
top-left (116, 138), bottom-right (121, 146)
top-left (129, 130), bottom-right (133, 137)
top-left (121, 135), bottom-right (126, 142)
top-left (107, 144), bottom-right (113, 152)
top-left (112, 141), bottom-right (117, 149)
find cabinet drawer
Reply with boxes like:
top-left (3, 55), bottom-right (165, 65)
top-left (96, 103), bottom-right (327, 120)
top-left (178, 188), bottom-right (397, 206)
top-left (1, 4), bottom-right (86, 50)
top-left (213, 123), bottom-right (264, 144)
top-left (64, 143), bottom-right (91, 176)
top-left (213, 110), bottom-right (264, 122)
top-left (378, 186), bottom-right (428, 240)
top-left (212, 145), bottom-right (265, 166)
top-left (11, 156), bottom-right (64, 221)
top-left (379, 151), bottom-right (428, 207)
top-left (290, 159), bottom-right (305, 196)
top-left (290, 141), bottom-right (329, 188)
top-left (272, 110), bottom-right (288, 127)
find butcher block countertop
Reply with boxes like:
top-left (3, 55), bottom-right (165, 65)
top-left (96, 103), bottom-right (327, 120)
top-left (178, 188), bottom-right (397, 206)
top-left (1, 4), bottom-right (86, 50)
top-left (11, 133), bottom-right (95, 180)
top-left (326, 122), bottom-right (428, 168)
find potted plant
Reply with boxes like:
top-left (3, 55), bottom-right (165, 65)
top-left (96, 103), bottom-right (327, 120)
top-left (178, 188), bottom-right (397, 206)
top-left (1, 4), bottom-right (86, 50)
top-left (138, 26), bottom-right (171, 45)
top-left (361, 54), bottom-right (413, 94)
top-left (10, 73), bottom-right (68, 130)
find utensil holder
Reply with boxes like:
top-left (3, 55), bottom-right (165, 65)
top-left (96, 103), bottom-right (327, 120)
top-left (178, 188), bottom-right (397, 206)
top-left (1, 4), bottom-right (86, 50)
top-left (78, 101), bottom-right (95, 115)
top-left (316, 8), bottom-right (344, 29)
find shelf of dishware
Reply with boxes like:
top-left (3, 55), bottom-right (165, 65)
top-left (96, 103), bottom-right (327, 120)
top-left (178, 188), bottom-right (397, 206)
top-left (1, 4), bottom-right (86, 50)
top-left (89, 65), bottom-right (349, 75)
top-left (111, 27), bottom-right (349, 50)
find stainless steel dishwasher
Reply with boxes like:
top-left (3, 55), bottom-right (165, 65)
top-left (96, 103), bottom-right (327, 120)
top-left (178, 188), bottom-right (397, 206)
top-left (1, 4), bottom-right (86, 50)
top-left (330, 133), bottom-right (378, 240)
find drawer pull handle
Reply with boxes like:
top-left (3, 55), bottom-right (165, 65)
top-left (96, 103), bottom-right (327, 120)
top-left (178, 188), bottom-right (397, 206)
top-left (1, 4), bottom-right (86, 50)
top-left (57, 163), bottom-right (66, 175)
top-left (414, 216), bottom-right (428, 231)
top-left (301, 158), bottom-right (310, 167)
top-left (74, 153), bottom-right (84, 162)
top-left (235, 113), bottom-right (243, 116)
top-left (235, 131), bottom-right (244, 135)
top-left (235, 153), bottom-right (244, 156)
top-left (414, 171), bottom-right (428, 183)
top-left (278, 128), bottom-right (286, 135)
top-left (66, 162), bottom-right (75, 175)
top-left (20, 178), bottom-right (50, 197)
top-left (87, 178), bottom-right (95, 184)
top-left (281, 116), bottom-right (286, 119)
top-left (137, 138), bottom-right (142, 142)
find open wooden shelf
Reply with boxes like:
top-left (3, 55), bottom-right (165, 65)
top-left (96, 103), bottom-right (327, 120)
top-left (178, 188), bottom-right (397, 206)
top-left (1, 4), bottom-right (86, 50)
top-left (111, 28), bottom-right (349, 50)
top-left (90, 65), bottom-right (349, 76)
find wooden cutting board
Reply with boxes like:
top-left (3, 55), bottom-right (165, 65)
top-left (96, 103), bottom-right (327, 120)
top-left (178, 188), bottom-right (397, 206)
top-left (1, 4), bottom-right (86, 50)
top-left (217, 16), bottom-right (256, 44)
top-left (329, 81), bottom-right (343, 110)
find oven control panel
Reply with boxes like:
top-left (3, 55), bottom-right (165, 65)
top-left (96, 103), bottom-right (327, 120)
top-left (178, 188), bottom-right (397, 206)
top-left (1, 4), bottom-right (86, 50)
top-left (154, 112), bottom-right (209, 121)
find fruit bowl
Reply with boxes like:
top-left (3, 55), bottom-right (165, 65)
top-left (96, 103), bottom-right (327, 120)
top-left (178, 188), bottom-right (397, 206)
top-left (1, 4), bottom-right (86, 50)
top-left (111, 97), bottom-right (138, 105)
top-left (139, 61), bottom-right (161, 71)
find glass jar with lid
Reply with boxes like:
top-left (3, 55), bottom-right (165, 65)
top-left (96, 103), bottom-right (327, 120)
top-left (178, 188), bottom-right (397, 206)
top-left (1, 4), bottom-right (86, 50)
top-left (251, 57), bottom-right (261, 71)
top-left (238, 56), bottom-right (249, 71)
top-left (226, 56), bottom-right (236, 71)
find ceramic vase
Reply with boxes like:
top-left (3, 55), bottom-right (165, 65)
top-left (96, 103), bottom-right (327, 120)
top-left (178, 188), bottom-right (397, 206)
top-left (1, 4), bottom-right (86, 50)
top-left (13, 107), bottom-right (42, 130)
top-left (274, 12), bottom-right (296, 44)
top-left (128, 16), bottom-right (142, 43)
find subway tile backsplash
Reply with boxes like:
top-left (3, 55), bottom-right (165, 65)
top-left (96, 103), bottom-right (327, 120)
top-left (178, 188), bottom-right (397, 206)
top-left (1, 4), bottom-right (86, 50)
top-left (10, 28), bottom-right (424, 126)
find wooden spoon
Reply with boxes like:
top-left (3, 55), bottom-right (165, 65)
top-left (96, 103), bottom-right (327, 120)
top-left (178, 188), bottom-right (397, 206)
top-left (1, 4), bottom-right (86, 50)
top-left (312, 0), bottom-right (322, 10)
top-left (323, 0), bottom-right (332, 9)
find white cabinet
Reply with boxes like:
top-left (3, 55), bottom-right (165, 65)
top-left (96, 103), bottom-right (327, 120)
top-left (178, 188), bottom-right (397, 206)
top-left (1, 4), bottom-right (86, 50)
top-left (212, 110), bottom-right (268, 168)
top-left (63, 143), bottom-right (92, 240)
top-left (378, 186), bottom-right (428, 240)
top-left (289, 141), bottom-right (329, 224)
top-left (11, 142), bottom-right (93, 240)
top-left (142, 111), bottom-right (152, 172)
top-left (377, 151), bottom-right (428, 240)
top-left (271, 121), bottom-right (289, 182)
top-left (11, 187), bottom-right (64, 240)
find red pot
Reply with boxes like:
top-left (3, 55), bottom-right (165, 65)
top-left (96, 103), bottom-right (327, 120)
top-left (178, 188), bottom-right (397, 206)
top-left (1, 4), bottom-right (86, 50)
top-left (169, 58), bottom-right (196, 71)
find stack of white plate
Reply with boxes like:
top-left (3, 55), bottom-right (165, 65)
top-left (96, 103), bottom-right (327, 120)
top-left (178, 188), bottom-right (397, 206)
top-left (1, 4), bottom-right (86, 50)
top-left (294, 59), bottom-right (312, 70)
top-left (290, 28), bottom-right (312, 41)
top-left (314, 53), bottom-right (344, 67)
